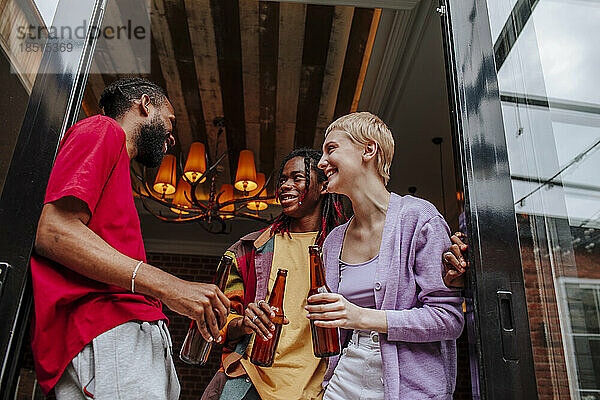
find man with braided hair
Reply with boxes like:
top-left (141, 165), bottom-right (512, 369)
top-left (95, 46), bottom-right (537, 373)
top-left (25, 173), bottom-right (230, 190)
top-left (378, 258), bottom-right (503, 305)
top-left (201, 148), bottom-right (346, 400)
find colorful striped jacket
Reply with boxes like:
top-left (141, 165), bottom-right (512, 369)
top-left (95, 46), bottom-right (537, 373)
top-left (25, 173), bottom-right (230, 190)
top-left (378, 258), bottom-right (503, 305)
top-left (219, 227), bottom-right (276, 372)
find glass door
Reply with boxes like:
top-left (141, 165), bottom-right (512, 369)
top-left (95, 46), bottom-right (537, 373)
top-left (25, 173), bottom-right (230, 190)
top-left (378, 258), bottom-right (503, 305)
top-left (0, 0), bottom-right (104, 396)
top-left (445, 0), bottom-right (600, 398)
top-left (487, 1), bottom-right (600, 398)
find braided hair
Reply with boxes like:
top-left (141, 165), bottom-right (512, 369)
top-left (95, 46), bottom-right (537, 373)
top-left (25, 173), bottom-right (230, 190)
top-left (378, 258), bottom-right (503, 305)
top-left (271, 148), bottom-right (347, 246)
top-left (99, 77), bottom-right (167, 119)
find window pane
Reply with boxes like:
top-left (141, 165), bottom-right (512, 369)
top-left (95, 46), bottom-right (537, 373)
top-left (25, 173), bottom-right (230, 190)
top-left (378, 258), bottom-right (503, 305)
top-left (566, 285), bottom-right (600, 335)
top-left (574, 337), bottom-right (600, 391)
top-left (485, 0), bottom-right (600, 398)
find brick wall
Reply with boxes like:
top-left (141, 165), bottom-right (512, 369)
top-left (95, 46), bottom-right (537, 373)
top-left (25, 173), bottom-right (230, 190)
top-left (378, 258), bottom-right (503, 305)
top-left (146, 252), bottom-right (225, 400)
top-left (518, 218), bottom-right (571, 399)
top-left (516, 214), bottom-right (600, 399)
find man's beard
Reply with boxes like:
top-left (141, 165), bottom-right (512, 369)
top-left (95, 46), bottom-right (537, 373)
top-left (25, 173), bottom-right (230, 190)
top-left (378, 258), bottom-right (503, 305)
top-left (135, 116), bottom-right (168, 168)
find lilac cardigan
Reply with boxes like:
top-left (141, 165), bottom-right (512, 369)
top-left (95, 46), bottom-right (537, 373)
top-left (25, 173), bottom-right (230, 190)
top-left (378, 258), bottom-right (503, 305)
top-left (322, 194), bottom-right (464, 399)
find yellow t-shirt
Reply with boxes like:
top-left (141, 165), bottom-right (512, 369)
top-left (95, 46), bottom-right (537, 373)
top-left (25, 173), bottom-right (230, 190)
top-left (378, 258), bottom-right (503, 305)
top-left (240, 231), bottom-right (326, 400)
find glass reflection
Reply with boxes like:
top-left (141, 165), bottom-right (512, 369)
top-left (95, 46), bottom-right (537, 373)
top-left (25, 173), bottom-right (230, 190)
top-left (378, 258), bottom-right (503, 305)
top-left (486, 0), bottom-right (600, 398)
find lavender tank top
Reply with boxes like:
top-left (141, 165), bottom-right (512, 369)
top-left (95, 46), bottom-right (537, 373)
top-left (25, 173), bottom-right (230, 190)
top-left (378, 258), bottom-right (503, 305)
top-left (338, 255), bottom-right (378, 309)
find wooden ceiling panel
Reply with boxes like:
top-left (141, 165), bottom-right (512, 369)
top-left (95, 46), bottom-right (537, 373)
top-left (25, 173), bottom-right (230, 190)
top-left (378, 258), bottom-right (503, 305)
top-left (211, 0), bottom-right (247, 182)
top-left (258, 1), bottom-right (279, 177)
top-left (84, 0), bottom-right (379, 189)
top-left (185, 0), bottom-right (227, 169)
top-left (274, 2), bottom-right (306, 173)
top-left (163, 0), bottom-right (208, 148)
top-left (313, 5), bottom-right (354, 149)
top-left (294, 5), bottom-right (335, 149)
top-left (150, 0), bottom-right (193, 152)
top-left (334, 7), bottom-right (375, 119)
top-left (239, 0), bottom-right (261, 166)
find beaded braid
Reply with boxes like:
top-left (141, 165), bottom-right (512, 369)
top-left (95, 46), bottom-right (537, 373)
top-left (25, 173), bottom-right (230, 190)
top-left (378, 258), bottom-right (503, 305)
top-left (271, 148), bottom-right (347, 245)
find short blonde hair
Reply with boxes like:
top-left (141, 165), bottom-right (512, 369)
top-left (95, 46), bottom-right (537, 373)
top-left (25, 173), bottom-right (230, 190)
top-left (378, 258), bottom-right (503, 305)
top-left (325, 112), bottom-right (394, 185)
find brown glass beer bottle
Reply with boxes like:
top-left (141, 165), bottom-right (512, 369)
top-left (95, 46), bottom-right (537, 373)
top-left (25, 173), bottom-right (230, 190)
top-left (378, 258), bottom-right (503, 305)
top-left (179, 254), bottom-right (234, 365)
top-left (308, 245), bottom-right (341, 358)
top-left (250, 268), bottom-right (288, 367)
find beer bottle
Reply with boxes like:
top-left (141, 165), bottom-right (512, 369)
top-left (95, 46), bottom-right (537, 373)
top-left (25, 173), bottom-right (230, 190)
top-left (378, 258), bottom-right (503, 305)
top-left (250, 268), bottom-right (288, 367)
top-left (180, 254), bottom-right (234, 365)
top-left (308, 246), bottom-right (340, 358)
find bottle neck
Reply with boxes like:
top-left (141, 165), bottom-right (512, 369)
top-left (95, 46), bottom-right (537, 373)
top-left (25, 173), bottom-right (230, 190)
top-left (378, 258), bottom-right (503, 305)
top-left (268, 274), bottom-right (287, 315)
top-left (215, 257), bottom-right (233, 290)
top-left (309, 252), bottom-right (326, 288)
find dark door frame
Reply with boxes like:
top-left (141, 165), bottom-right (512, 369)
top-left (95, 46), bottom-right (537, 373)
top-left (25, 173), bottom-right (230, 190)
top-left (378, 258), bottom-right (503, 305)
top-left (441, 0), bottom-right (538, 398)
top-left (0, 0), bottom-right (105, 396)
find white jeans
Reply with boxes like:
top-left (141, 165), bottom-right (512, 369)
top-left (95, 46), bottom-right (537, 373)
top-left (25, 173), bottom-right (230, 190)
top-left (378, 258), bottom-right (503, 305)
top-left (324, 330), bottom-right (384, 400)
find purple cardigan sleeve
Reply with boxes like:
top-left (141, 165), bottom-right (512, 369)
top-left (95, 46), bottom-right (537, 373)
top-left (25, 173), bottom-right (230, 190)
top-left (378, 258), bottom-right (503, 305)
top-left (385, 215), bottom-right (464, 342)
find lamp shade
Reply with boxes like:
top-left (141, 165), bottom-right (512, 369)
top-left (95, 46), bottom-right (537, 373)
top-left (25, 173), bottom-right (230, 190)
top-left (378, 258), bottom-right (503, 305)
top-left (171, 179), bottom-right (192, 214)
top-left (234, 150), bottom-right (258, 192)
top-left (247, 172), bottom-right (268, 211)
top-left (153, 154), bottom-right (177, 195)
top-left (219, 184), bottom-right (235, 217)
top-left (184, 142), bottom-right (207, 183)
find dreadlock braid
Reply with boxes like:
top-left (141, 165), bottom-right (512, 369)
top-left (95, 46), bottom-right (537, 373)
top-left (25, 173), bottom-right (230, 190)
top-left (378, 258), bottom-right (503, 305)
top-left (271, 148), bottom-right (347, 246)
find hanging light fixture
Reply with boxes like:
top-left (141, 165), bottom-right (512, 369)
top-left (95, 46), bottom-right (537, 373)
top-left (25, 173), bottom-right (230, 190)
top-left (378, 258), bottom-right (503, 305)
top-left (171, 179), bottom-right (192, 214)
top-left (153, 154), bottom-right (177, 197)
top-left (234, 150), bottom-right (258, 193)
top-left (247, 172), bottom-right (268, 211)
top-left (195, 181), bottom-right (210, 201)
top-left (132, 117), bottom-right (279, 232)
top-left (219, 183), bottom-right (235, 219)
top-left (184, 142), bottom-right (207, 183)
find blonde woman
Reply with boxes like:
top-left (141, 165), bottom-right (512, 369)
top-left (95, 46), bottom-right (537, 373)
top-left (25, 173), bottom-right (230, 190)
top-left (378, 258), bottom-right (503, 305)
top-left (307, 112), bottom-right (464, 400)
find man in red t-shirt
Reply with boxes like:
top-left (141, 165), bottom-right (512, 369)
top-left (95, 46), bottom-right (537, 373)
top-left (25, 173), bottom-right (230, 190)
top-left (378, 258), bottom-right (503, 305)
top-left (31, 77), bottom-right (229, 399)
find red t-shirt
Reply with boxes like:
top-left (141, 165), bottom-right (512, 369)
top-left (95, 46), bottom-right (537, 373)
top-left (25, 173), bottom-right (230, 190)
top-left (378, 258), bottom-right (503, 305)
top-left (30, 115), bottom-right (166, 394)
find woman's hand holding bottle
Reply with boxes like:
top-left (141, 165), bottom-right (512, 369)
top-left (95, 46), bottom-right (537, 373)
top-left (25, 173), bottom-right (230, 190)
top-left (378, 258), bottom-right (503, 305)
top-left (306, 293), bottom-right (388, 333)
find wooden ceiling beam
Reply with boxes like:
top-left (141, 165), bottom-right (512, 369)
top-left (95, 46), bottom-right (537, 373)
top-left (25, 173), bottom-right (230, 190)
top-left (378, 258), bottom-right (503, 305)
top-left (146, 38), bottom-right (168, 94)
top-left (210, 0), bottom-right (247, 181)
top-left (184, 0), bottom-right (229, 180)
top-left (150, 0), bottom-right (194, 153)
top-left (313, 6), bottom-right (354, 149)
top-left (350, 8), bottom-right (381, 111)
top-left (163, 0), bottom-right (208, 151)
top-left (239, 0), bottom-right (261, 166)
top-left (270, 0), bottom-right (417, 10)
top-left (333, 8), bottom-right (375, 119)
top-left (274, 2), bottom-right (306, 172)
top-left (258, 1), bottom-right (279, 177)
top-left (294, 5), bottom-right (335, 149)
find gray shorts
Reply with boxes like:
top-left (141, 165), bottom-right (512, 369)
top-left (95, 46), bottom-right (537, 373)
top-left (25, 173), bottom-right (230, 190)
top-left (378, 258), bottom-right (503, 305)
top-left (54, 320), bottom-right (180, 400)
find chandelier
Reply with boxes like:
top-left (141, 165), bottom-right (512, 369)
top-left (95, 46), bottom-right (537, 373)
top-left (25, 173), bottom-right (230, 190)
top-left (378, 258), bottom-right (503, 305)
top-left (131, 118), bottom-right (280, 233)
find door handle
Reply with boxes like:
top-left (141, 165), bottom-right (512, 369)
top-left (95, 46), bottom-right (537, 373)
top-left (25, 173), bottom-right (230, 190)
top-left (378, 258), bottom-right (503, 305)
top-left (497, 290), bottom-right (518, 361)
